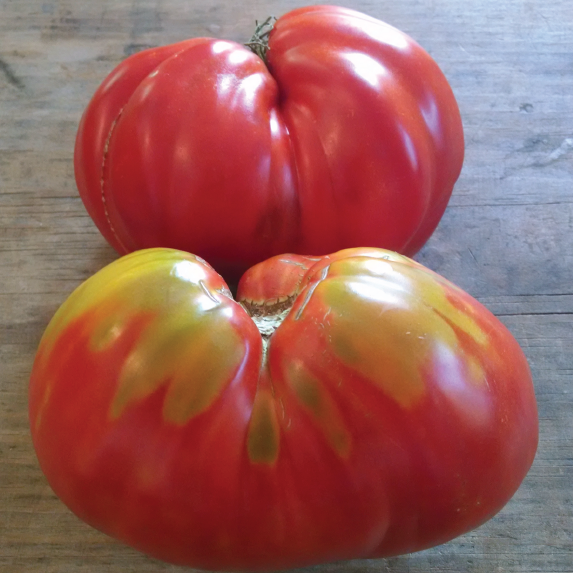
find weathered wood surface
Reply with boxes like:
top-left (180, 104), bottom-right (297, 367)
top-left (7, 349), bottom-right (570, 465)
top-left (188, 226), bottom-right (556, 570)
top-left (1, 0), bottom-right (571, 571)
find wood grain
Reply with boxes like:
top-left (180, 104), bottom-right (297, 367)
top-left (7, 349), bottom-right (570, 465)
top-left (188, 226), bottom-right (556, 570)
top-left (1, 0), bottom-right (572, 572)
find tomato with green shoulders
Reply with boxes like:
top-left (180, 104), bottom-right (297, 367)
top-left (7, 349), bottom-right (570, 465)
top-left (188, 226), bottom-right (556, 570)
top-left (29, 247), bottom-right (538, 571)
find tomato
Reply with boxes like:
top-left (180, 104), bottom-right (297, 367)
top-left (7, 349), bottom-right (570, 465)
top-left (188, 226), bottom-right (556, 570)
top-left (29, 247), bottom-right (537, 571)
top-left (74, 5), bottom-right (464, 280)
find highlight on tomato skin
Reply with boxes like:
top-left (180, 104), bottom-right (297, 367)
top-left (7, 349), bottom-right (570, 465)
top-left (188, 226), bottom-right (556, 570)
top-left (74, 4), bottom-right (464, 280)
top-left (29, 247), bottom-right (538, 572)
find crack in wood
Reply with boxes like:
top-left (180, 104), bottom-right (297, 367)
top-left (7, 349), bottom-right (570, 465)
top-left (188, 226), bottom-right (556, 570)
top-left (0, 58), bottom-right (25, 89)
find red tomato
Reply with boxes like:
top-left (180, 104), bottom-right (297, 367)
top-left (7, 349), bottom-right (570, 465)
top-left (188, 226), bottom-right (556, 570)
top-left (74, 5), bottom-right (464, 279)
top-left (29, 247), bottom-right (537, 571)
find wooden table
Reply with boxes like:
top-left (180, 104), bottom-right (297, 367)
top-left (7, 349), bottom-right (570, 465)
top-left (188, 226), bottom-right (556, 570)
top-left (1, 0), bottom-right (571, 571)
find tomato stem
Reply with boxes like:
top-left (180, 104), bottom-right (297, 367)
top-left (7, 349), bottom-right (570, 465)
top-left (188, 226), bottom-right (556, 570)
top-left (245, 16), bottom-right (276, 63)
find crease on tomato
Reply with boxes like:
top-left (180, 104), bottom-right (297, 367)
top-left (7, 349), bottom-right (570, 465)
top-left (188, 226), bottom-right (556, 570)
top-left (95, 42), bottom-right (208, 255)
top-left (294, 264), bottom-right (330, 321)
top-left (100, 105), bottom-right (128, 253)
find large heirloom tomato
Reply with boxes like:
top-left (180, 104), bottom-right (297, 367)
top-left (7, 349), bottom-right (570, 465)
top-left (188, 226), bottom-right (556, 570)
top-left (74, 5), bottom-right (464, 279)
top-left (29, 248), bottom-right (537, 571)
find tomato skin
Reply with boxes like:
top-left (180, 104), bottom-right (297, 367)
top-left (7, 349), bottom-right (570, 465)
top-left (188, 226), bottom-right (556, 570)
top-left (30, 248), bottom-right (537, 571)
top-left (74, 6), bottom-right (464, 279)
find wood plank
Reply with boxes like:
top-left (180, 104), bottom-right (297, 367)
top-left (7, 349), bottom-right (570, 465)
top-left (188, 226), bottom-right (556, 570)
top-left (1, 0), bottom-right (572, 572)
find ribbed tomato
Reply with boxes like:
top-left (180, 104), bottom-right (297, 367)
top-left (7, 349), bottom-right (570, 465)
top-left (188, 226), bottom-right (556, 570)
top-left (29, 247), bottom-right (537, 571)
top-left (74, 5), bottom-right (464, 279)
